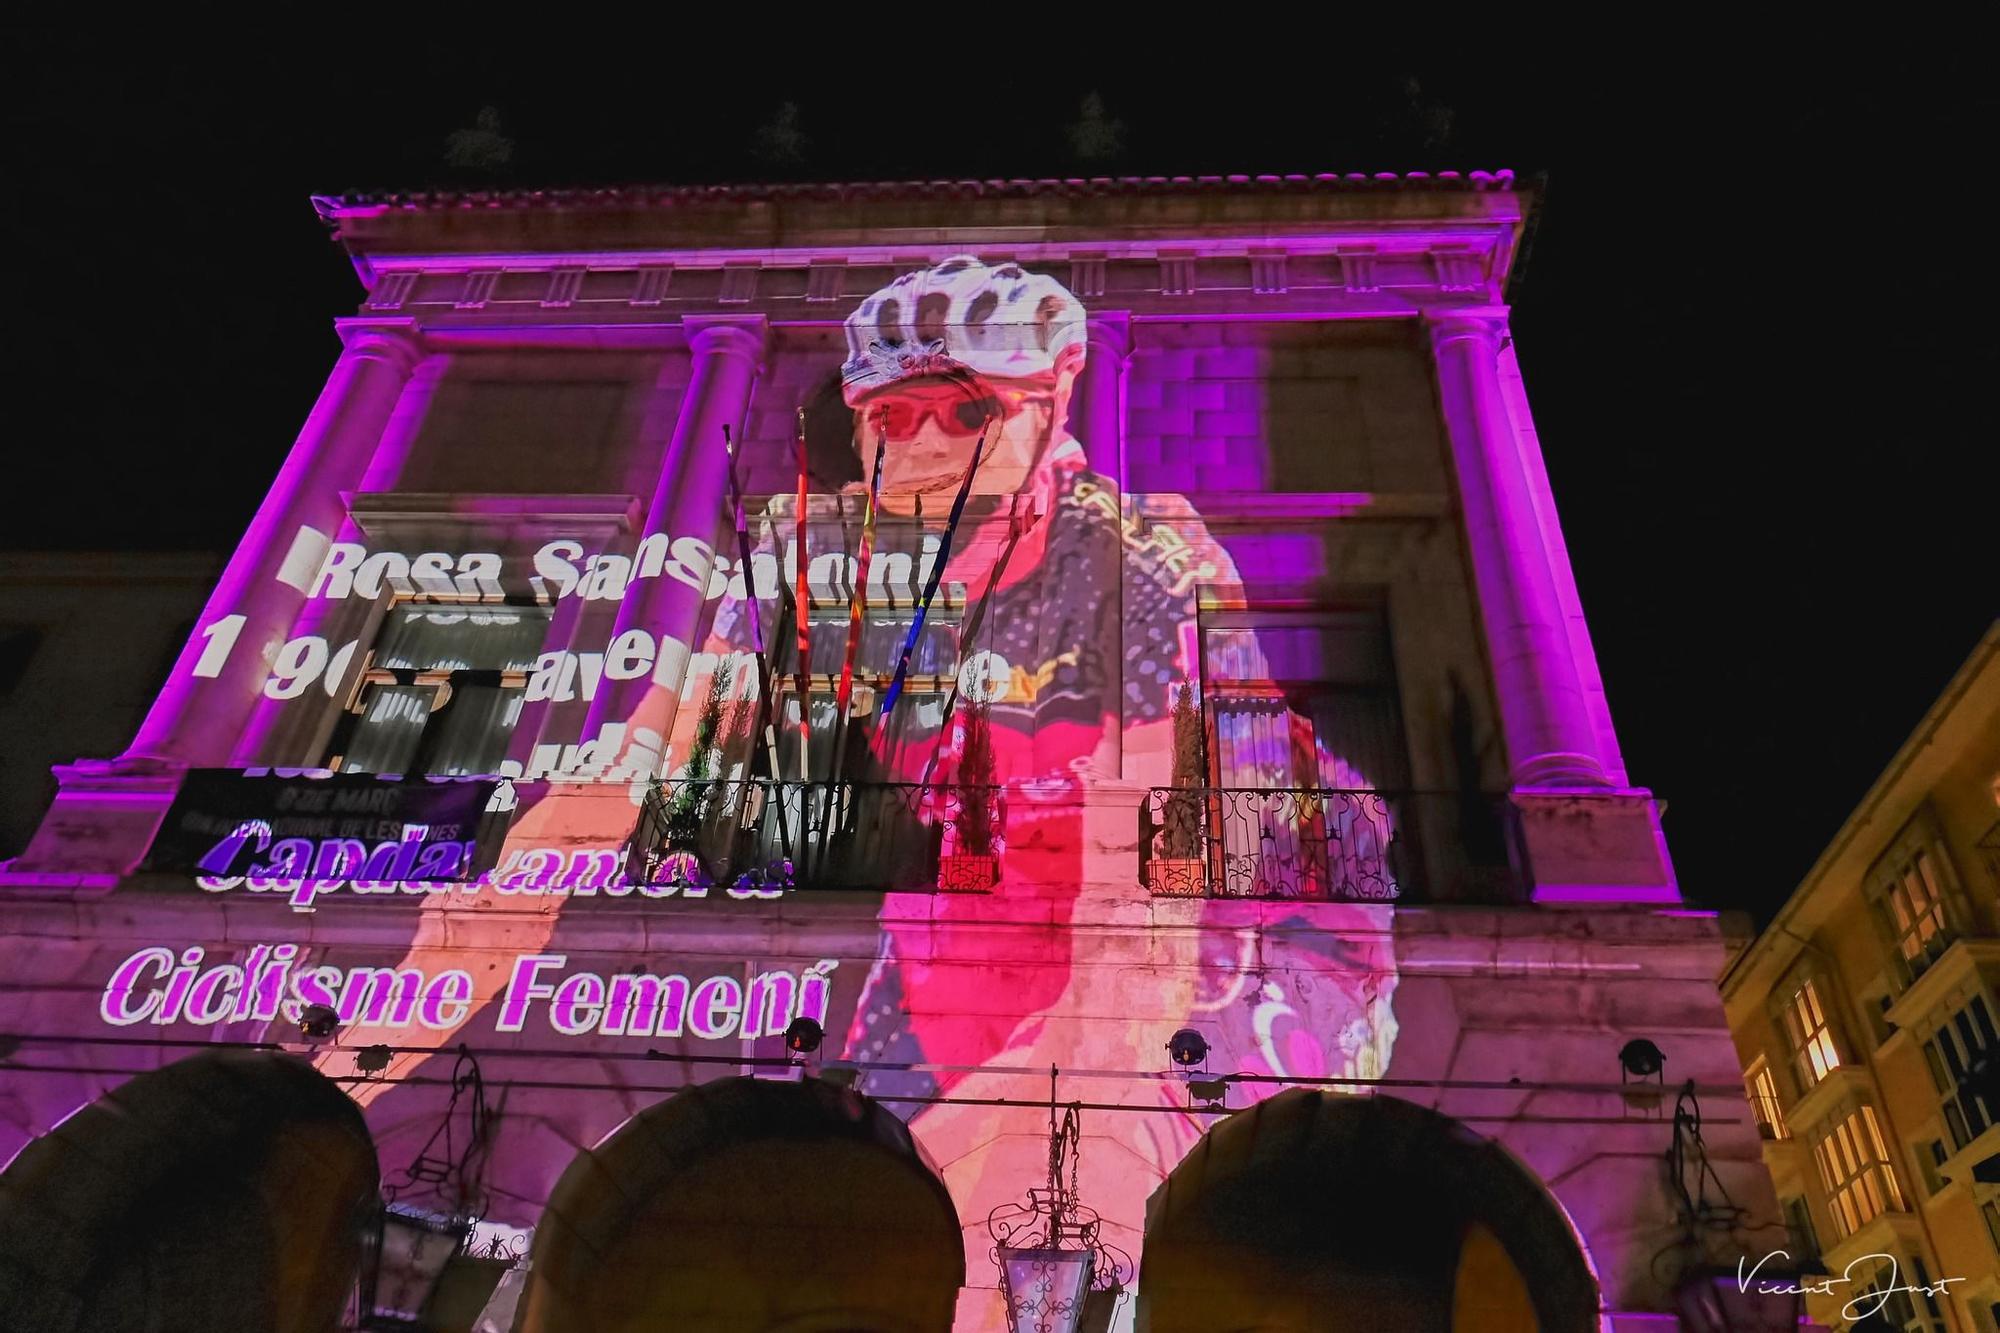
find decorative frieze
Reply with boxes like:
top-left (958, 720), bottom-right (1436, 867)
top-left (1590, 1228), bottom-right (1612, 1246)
top-left (1249, 252), bottom-right (1287, 296)
top-left (718, 265), bottom-right (760, 304)
top-left (1069, 256), bottom-right (1107, 299)
top-left (1337, 247), bottom-right (1380, 294)
top-left (542, 267), bottom-right (585, 309)
top-left (456, 269), bottom-right (500, 310)
top-left (343, 242), bottom-right (1509, 319)
top-left (631, 264), bottom-right (674, 307)
top-left (1432, 247), bottom-right (1484, 293)
top-left (364, 271), bottom-right (416, 312)
top-left (804, 262), bottom-right (845, 303)
top-left (1158, 254), bottom-right (1196, 297)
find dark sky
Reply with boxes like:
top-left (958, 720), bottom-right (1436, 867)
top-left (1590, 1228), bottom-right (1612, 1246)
top-left (5, 29), bottom-right (1993, 921)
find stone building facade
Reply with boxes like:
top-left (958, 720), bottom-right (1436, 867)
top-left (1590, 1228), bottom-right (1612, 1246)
top-left (0, 174), bottom-right (1784, 1332)
top-left (1722, 626), bottom-right (2000, 1333)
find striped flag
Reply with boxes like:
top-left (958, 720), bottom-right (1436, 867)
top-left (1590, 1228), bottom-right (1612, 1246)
top-left (835, 408), bottom-right (888, 720)
top-left (793, 408), bottom-right (813, 780)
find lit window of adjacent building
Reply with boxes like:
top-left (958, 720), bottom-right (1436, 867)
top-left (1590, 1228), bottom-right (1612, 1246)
top-left (1881, 848), bottom-right (1953, 982)
top-left (1920, 993), bottom-right (1999, 1152)
top-left (1849, 1256), bottom-right (1946, 1333)
top-left (1810, 1105), bottom-right (1906, 1238)
top-left (329, 605), bottom-right (552, 777)
top-left (1747, 1059), bottom-right (1788, 1140)
top-left (1781, 978), bottom-right (1842, 1091)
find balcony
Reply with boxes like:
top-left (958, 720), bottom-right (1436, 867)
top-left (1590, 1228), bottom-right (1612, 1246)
top-left (624, 778), bottom-right (1004, 893)
top-left (1882, 937), bottom-right (2000, 1032)
top-left (1137, 787), bottom-right (1527, 904)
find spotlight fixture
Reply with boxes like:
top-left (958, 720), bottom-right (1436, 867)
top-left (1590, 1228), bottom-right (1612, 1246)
top-left (298, 1003), bottom-right (339, 1040)
top-left (356, 1044), bottom-right (393, 1075)
top-left (784, 1016), bottom-right (824, 1055)
top-left (1619, 1038), bottom-right (1666, 1081)
top-left (1186, 1076), bottom-right (1230, 1110)
top-left (1166, 1028), bottom-right (1209, 1068)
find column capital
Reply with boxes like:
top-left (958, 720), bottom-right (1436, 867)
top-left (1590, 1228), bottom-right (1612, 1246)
top-left (333, 317), bottom-right (426, 375)
top-left (1423, 305), bottom-right (1511, 350)
top-left (1085, 312), bottom-right (1132, 363)
top-left (682, 314), bottom-right (769, 370)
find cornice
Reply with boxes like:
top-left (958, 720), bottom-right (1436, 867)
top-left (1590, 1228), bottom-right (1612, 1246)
top-left (313, 171), bottom-right (1519, 220)
top-left (344, 239), bottom-right (1512, 329)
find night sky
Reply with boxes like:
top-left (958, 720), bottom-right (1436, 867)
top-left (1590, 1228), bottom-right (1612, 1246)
top-left (6, 30), bottom-right (1993, 921)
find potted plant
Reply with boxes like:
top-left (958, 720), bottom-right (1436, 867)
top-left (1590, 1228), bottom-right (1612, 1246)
top-left (939, 696), bottom-right (1002, 891)
top-left (654, 661), bottom-right (733, 886)
top-left (1148, 682), bottom-right (1207, 896)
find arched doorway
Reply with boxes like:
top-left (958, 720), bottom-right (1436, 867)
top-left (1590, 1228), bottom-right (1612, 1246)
top-left (516, 1075), bottom-right (963, 1332)
top-left (0, 1050), bottom-right (379, 1333)
top-left (1139, 1089), bottom-right (1597, 1333)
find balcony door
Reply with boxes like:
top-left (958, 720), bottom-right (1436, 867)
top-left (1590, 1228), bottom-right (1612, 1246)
top-left (1200, 609), bottom-right (1409, 899)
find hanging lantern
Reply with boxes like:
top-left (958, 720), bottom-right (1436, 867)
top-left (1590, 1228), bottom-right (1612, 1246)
top-left (997, 1245), bottom-right (1093, 1333)
top-left (361, 1206), bottom-right (468, 1328)
top-left (986, 1089), bottom-right (1131, 1333)
top-left (357, 1046), bottom-right (515, 1332)
top-left (1673, 1265), bottom-right (1811, 1333)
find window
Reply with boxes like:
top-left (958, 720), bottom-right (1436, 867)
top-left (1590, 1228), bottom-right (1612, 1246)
top-left (1914, 1134), bottom-right (1949, 1196)
top-left (1199, 609), bottom-right (1408, 793)
top-left (1983, 1195), bottom-right (2000, 1254)
top-left (1781, 978), bottom-right (1843, 1092)
top-left (1859, 979), bottom-right (1898, 1048)
top-left (1780, 1195), bottom-right (1819, 1263)
top-left (1869, 812), bottom-right (1964, 990)
top-left (1881, 848), bottom-right (1954, 983)
top-left (1849, 1255), bottom-right (1946, 1333)
top-left (329, 605), bottom-right (551, 777)
top-left (1977, 818), bottom-right (2000, 897)
top-left (1747, 1060), bottom-right (1788, 1140)
top-left (1811, 1105), bottom-right (1906, 1238)
top-left (1921, 993), bottom-right (1999, 1152)
top-left (769, 606), bottom-right (960, 781)
top-left (1197, 609), bottom-right (1416, 900)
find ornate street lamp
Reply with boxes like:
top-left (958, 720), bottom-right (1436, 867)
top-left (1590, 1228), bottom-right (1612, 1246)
top-left (987, 1077), bottom-right (1132, 1333)
top-left (1664, 1080), bottom-right (1817, 1332)
top-left (1674, 1264), bottom-right (1810, 1333)
top-left (356, 1047), bottom-right (519, 1332)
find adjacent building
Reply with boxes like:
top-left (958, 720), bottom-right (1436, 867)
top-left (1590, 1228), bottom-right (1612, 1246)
top-left (1721, 626), bottom-right (2000, 1333)
top-left (0, 173), bottom-right (1790, 1332)
top-left (0, 552), bottom-right (216, 858)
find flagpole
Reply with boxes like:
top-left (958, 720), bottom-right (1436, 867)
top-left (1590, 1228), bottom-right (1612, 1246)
top-left (879, 407), bottom-right (996, 721)
top-left (793, 408), bottom-right (818, 874)
top-left (828, 407), bottom-right (888, 799)
top-left (720, 425), bottom-right (789, 861)
top-left (920, 492), bottom-right (1030, 789)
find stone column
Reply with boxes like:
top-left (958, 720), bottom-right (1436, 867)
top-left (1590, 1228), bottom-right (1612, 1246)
top-left (1428, 309), bottom-right (1606, 789)
top-left (1078, 314), bottom-right (1130, 488)
top-left (128, 320), bottom-right (425, 767)
top-left (585, 316), bottom-right (767, 771)
top-left (1071, 315), bottom-right (1131, 779)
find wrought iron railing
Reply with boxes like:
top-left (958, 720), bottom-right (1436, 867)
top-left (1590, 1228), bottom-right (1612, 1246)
top-left (625, 778), bottom-right (1005, 892)
top-left (1138, 786), bottom-right (1526, 904)
top-left (1749, 1089), bottom-right (1789, 1141)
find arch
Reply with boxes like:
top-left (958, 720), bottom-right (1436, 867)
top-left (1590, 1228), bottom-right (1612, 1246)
top-left (1139, 1089), bottom-right (1597, 1333)
top-left (516, 1075), bottom-right (964, 1333)
top-left (0, 1050), bottom-right (379, 1333)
